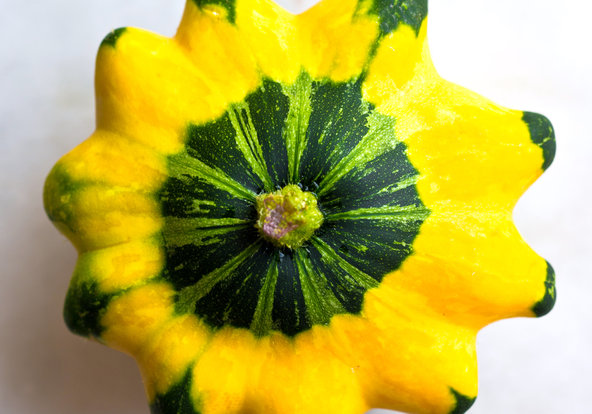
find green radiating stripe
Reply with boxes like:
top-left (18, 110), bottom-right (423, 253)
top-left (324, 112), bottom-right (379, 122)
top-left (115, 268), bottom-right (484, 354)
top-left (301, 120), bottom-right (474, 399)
top-left (228, 102), bottom-right (274, 191)
top-left (283, 72), bottom-right (313, 183)
top-left (317, 213), bottom-right (422, 278)
top-left (194, 242), bottom-right (277, 330)
top-left (298, 77), bottom-right (371, 188)
top-left (272, 251), bottom-right (309, 335)
top-left (168, 150), bottom-right (255, 201)
top-left (326, 204), bottom-right (430, 221)
top-left (310, 237), bottom-right (379, 291)
top-left (248, 79), bottom-right (291, 186)
top-left (321, 173), bottom-right (421, 212)
top-left (163, 218), bottom-right (252, 248)
top-left (175, 240), bottom-right (263, 314)
top-left (250, 252), bottom-right (279, 336)
top-left (317, 111), bottom-right (397, 196)
top-left (294, 248), bottom-right (347, 325)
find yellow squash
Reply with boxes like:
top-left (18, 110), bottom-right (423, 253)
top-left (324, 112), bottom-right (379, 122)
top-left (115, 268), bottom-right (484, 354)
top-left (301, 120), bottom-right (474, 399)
top-left (44, 1), bottom-right (556, 413)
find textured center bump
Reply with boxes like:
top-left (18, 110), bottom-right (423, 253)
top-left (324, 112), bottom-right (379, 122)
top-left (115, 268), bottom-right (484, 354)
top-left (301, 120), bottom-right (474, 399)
top-left (256, 185), bottom-right (323, 249)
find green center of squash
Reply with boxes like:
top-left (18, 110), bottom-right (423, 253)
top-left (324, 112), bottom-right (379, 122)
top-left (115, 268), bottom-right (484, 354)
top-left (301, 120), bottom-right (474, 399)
top-left (159, 72), bottom-right (430, 337)
top-left (255, 185), bottom-right (323, 249)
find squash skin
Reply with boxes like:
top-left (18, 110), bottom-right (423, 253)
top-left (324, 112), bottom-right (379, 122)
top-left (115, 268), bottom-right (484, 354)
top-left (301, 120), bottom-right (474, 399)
top-left (43, 1), bottom-right (556, 414)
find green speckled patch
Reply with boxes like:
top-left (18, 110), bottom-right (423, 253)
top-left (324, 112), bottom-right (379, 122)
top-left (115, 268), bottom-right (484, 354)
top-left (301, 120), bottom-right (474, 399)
top-left (158, 72), bottom-right (429, 337)
top-left (100, 27), bottom-right (127, 48)
top-left (151, 369), bottom-right (202, 414)
top-left (43, 165), bottom-right (77, 232)
top-left (449, 388), bottom-right (476, 414)
top-left (43, 164), bottom-right (88, 246)
top-left (63, 278), bottom-right (112, 338)
top-left (532, 261), bottom-right (556, 317)
top-left (370, 0), bottom-right (428, 36)
top-left (191, 0), bottom-right (236, 23)
top-left (522, 111), bottom-right (556, 171)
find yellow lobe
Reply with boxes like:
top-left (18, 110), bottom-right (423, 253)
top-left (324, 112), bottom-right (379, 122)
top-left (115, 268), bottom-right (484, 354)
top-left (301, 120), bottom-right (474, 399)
top-left (101, 282), bottom-right (176, 354)
top-left (139, 315), bottom-right (210, 400)
top-left (83, 239), bottom-right (164, 293)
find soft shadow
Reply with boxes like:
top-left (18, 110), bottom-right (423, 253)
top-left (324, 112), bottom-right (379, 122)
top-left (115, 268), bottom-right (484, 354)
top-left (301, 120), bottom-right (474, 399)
top-left (2, 202), bottom-right (148, 413)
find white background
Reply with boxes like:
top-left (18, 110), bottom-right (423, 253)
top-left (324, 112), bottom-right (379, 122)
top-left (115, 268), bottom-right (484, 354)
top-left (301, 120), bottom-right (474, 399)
top-left (1, 0), bottom-right (590, 413)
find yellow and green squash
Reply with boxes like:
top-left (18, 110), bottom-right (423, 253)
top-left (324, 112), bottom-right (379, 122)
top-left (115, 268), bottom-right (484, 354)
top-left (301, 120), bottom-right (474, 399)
top-left (44, 0), bottom-right (556, 413)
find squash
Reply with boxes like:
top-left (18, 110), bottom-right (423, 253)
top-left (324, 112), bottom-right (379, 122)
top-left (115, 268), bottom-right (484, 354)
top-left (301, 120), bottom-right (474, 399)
top-left (43, 0), bottom-right (556, 413)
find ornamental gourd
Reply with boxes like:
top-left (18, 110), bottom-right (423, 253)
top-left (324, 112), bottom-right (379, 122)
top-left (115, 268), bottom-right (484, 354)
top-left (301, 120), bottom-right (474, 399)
top-left (43, 1), bottom-right (556, 413)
